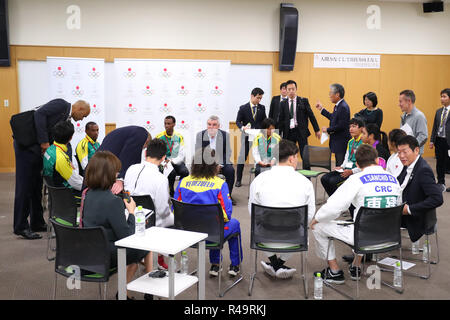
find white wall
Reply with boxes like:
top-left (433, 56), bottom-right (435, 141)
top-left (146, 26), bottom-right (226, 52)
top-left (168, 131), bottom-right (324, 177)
top-left (8, 0), bottom-right (450, 54)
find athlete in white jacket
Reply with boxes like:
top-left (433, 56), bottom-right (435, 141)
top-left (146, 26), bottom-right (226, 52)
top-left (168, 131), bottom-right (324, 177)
top-left (310, 144), bottom-right (402, 284)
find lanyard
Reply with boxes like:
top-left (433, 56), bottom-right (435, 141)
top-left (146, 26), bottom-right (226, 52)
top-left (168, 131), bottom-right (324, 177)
top-left (266, 136), bottom-right (272, 153)
top-left (350, 139), bottom-right (359, 157)
top-left (165, 134), bottom-right (174, 155)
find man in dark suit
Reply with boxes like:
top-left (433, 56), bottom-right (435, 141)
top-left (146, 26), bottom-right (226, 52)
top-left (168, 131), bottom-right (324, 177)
top-left (429, 88), bottom-right (450, 192)
top-left (98, 125), bottom-right (151, 195)
top-left (235, 87), bottom-right (267, 187)
top-left (397, 136), bottom-right (443, 243)
top-left (268, 82), bottom-right (288, 128)
top-left (316, 83), bottom-right (351, 167)
top-left (278, 80), bottom-right (320, 165)
top-left (13, 99), bottom-right (90, 239)
top-left (195, 115), bottom-right (236, 205)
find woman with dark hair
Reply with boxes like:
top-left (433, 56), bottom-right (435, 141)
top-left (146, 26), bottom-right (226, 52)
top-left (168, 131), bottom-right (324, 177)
top-left (386, 129), bottom-right (407, 177)
top-left (360, 123), bottom-right (390, 169)
top-left (354, 92), bottom-right (383, 129)
top-left (174, 147), bottom-right (243, 278)
top-left (81, 151), bottom-right (152, 300)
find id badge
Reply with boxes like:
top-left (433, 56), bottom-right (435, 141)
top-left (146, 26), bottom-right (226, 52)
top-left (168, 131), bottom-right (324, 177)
top-left (290, 118), bottom-right (295, 129)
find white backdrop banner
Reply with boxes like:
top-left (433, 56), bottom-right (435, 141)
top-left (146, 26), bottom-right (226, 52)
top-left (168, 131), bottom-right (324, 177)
top-left (47, 57), bottom-right (106, 152)
top-left (114, 59), bottom-right (231, 163)
top-left (314, 53), bottom-right (380, 69)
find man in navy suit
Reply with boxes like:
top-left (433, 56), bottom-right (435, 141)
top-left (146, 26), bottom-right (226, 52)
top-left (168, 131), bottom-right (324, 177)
top-left (316, 83), bottom-right (351, 167)
top-left (397, 136), bottom-right (443, 243)
top-left (195, 115), bottom-right (236, 205)
top-left (268, 82), bottom-right (288, 128)
top-left (13, 99), bottom-right (90, 239)
top-left (235, 88), bottom-right (267, 187)
top-left (278, 80), bottom-right (321, 165)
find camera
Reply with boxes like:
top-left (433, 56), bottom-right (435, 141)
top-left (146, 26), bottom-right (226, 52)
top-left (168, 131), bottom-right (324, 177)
top-left (118, 190), bottom-right (131, 203)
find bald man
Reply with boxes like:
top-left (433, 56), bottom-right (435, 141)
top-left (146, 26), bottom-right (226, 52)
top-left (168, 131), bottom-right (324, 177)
top-left (13, 99), bottom-right (90, 240)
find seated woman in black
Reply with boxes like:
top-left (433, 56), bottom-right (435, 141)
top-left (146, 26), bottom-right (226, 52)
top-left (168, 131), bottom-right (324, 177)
top-left (81, 151), bottom-right (152, 300)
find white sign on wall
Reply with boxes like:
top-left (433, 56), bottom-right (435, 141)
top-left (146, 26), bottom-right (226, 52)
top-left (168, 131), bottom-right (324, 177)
top-left (314, 53), bottom-right (380, 69)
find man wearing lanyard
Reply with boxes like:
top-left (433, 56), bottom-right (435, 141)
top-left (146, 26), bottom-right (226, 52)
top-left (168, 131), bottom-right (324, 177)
top-left (235, 88), bottom-right (267, 188)
top-left (75, 121), bottom-right (100, 176)
top-left (429, 88), bottom-right (450, 192)
top-left (156, 116), bottom-right (189, 197)
top-left (251, 118), bottom-right (281, 177)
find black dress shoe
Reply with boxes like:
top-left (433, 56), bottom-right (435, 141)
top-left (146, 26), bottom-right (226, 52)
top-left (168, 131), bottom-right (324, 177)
top-left (31, 223), bottom-right (48, 232)
top-left (446, 187), bottom-right (450, 192)
top-left (15, 229), bottom-right (42, 240)
top-left (144, 293), bottom-right (153, 300)
top-left (235, 181), bottom-right (242, 187)
top-left (231, 197), bottom-right (236, 206)
top-left (342, 254), bottom-right (354, 263)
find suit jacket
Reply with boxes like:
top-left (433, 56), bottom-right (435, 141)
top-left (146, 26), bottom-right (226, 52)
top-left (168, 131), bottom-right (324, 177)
top-left (320, 99), bottom-right (351, 154)
top-left (195, 129), bottom-right (232, 165)
top-left (278, 96), bottom-right (320, 140)
top-left (268, 95), bottom-right (287, 128)
top-left (401, 156), bottom-right (443, 242)
top-left (98, 125), bottom-right (149, 179)
top-left (236, 102), bottom-right (267, 130)
top-left (430, 106), bottom-right (450, 146)
top-left (34, 99), bottom-right (71, 145)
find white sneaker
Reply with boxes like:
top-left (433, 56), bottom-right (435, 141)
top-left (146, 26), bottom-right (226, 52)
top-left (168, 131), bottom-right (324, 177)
top-left (275, 266), bottom-right (296, 279)
top-left (260, 261), bottom-right (276, 277)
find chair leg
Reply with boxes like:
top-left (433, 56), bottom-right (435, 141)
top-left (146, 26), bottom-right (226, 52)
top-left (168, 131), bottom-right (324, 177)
top-left (218, 249), bottom-right (222, 298)
top-left (104, 283), bottom-right (108, 300)
top-left (301, 251), bottom-right (308, 299)
top-left (219, 235), bottom-right (243, 298)
top-left (98, 283), bottom-right (102, 300)
top-left (248, 250), bottom-right (257, 296)
top-left (53, 273), bottom-right (57, 300)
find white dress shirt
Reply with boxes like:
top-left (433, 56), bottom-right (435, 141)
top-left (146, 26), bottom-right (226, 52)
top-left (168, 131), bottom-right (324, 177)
top-left (386, 152), bottom-right (403, 177)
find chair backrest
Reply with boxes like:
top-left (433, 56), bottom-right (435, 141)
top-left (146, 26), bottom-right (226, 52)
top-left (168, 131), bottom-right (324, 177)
top-left (302, 145), bottom-right (331, 171)
top-left (424, 209), bottom-right (437, 235)
top-left (46, 184), bottom-right (78, 226)
top-left (132, 195), bottom-right (156, 227)
top-left (250, 203), bottom-right (308, 252)
top-left (171, 198), bottom-right (224, 248)
top-left (354, 204), bottom-right (404, 254)
top-left (50, 218), bottom-right (111, 282)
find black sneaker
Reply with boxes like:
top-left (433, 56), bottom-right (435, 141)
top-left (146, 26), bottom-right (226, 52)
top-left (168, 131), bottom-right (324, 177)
top-left (228, 265), bottom-right (240, 277)
top-left (317, 267), bottom-right (345, 284)
top-left (349, 265), bottom-right (362, 281)
top-left (209, 264), bottom-right (222, 277)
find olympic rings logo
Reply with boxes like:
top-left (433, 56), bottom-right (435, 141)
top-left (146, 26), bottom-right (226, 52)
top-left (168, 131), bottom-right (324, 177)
top-left (142, 86), bottom-right (154, 96)
top-left (88, 69), bottom-right (101, 79)
top-left (211, 86), bottom-right (223, 96)
top-left (72, 86), bottom-right (84, 97)
top-left (177, 86), bottom-right (189, 96)
top-left (126, 103), bottom-right (137, 113)
top-left (160, 104), bottom-right (171, 113)
top-left (144, 121), bottom-right (155, 131)
top-left (160, 68), bottom-right (172, 78)
top-left (196, 103), bottom-right (206, 113)
top-left (179, 121), bottom-right (189, 130)
top-left (91, 104), bottom-right (101, 115)
top-left (75, 123), bottom-right (83, 133)
top-left (53, 68), bottom-right (66, 78)
top-left (124, 68), bottom-right (136, 79)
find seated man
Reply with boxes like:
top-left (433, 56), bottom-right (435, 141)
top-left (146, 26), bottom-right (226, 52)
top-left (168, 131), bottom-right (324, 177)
top-left (251, 118), bottom-right (281, 177)
top-left (321, 117), bottom-right (364, 197)
top-left (175, 146), bottom-right (242, 277)
top-left (386, 129), bottom-right (407, 177)
top-left (43, 120), bottom-right (84, 203)
top-left (124, 138), bottom-right (174, 271)
top-left (249, 139), bottom-right (315, 279)
top-left (156, 116), bottom-right (189, 197)
top-left (75, 121), bottom-right (100, 176)
top-left (310, 144), bottom-right (402, 283)
top-left (396, 136), bottom-right (443, 243)
top-left (195, 115), bottom-right (236, 205)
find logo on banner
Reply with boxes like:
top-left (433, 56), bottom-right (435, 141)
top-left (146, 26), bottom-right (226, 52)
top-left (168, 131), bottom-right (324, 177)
top-left (142, 85), bottom-right (154, 96)
top-left (211, 85), bottom-right (223, 96)
top-left (53, 66), bottom-right (66, 78)
top-left (72, 85), bottom-right (84, 97)
top-left (177, 86), bottom-right (189, 96)
top-left (194, 68), bottom-right (206, 79)
top-left (91, 103), bottom-right (101, 115)
top-left (125, 103), bottom-right (137, 113)
top-left (179, 120), bottom-right (189, 130)
top-left (144, 120), bottom-right (155, 131)
top-left (88, 67), bottom-right (101, 79)
top-left (75, 122), bottom-right (83, 133)
top-left (160, 68), bottom-right (172, 79)
top-left (124, 67), bottom-right (136, 79)
top-left (160, 103), bottom-right (171, 113)
top-left (196, 103), bottom-right (206, 113)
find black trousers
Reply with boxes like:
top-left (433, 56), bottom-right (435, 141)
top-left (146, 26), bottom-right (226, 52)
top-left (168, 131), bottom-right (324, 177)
top-left (13, 141), bottom-right (46, 233)
top-left (435, 137), bottom-right (449, 184)
top-left (321, 171), bottom-right (348, 197)
top-left (220, 164), bottom-right (235, 196)
top-left (287, 128), bottom-right (307, 165)
top-left (168, 162), bottom-right (189, 197)
top-left (236, 135), bottom-right (250, 183)
top-left (334, 152), bottom-right (346, 168)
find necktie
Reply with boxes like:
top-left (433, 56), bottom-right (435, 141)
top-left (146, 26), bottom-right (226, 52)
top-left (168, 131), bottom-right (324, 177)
top-left (289, 100), bottom-right (294, 118)
top-left (438, 107), bottom-right (448, 136)
top-left (252, 106), bottom-right (257, 120)
top-left (397, 165), bottom-right (408, 185)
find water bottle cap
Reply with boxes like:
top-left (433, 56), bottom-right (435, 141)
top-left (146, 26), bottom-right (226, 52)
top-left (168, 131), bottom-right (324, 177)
top-left (182, 251), bottom-right (186, 255)
top-left (396, 261), bottom-right (401, 267)
top-left (137, 205), bottom-right (143, 210)
top-left (317, 272), bottom-right (321, 277)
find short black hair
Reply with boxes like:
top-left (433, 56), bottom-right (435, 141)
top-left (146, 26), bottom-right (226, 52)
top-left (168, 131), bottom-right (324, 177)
top-left (355, 144), bottom-right (378, 169)
top-left (388, 129), bottom-right (407, 148)
top-left (276, 139), bottom-right (299, 163)
top-left (146, 138), bottom-right (167, 159)
top-left (285, 79), bottom-right (297, 89)
top-left (280, 82), bottom-right (287, 90)
top-left (52, 120), bottom-right (74, 145)
top-left (331, 83), bottom-right (345, 99)
top-left (397, 135), bottom-right (419, 152)
top-left (251, 87), bottom-right (264, 96)
top-left (440, 88), bottom-right (450, 97)
top-left (85, 121), bottom-right (98, 130)
top-left (363, 92), bottom-right (378, 108)
top-left (165, 115), bottom-right (176, 124)
top-left (400, 89), bottom-right (416, 104)
top-left (261, 118), bottom-right (276, 130)
top-left (349, 117), bottom-right (365, 128)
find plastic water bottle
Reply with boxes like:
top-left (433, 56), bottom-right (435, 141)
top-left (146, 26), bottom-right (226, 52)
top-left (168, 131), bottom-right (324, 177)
top-left (135, 205), bottom-right (146, 236)
top-left (393, 261), bottom-right (402, 288)
top-left (314, 272), bottom-right (323, 300)
top-left (371, 254), bottom-right (378, 262)
top-left (411, 240), bottom-right (420, 255)
top-left (423, 240), bottom-right (430, 263)
top-left (180, 251), bottom-right (189, 275)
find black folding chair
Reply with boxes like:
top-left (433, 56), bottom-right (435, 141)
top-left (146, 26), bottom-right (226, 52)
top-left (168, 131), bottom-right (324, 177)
top-left (248, 203), bottom-right (309, 298)
top-left (324, 204), bottom-right (404, 300)
top-left (171, 198), bottom-right (243, 298)
top-left (50, 218), bottom-right (116, 300)
top-left (132, 195), bottom-right (156, 228)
